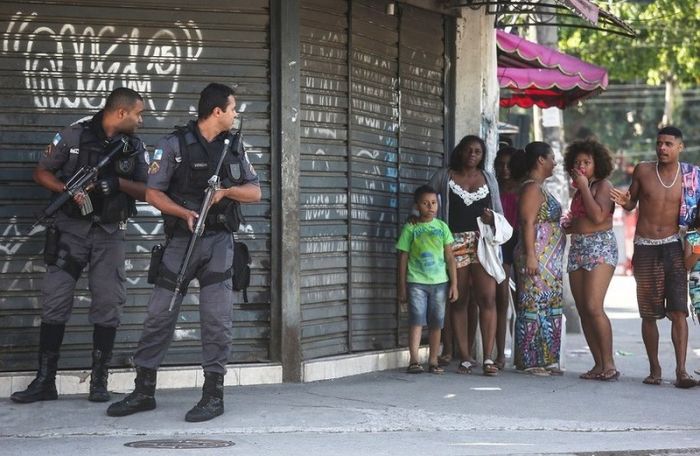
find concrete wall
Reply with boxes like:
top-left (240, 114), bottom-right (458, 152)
top-left (453, 8), bottom-right (499, 169)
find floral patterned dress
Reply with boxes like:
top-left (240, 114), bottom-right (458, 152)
top-left (514, 184), bottom-right (564, 369)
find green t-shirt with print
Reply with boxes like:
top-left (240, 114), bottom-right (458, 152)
top-left (396, 218), bottom-right (454, 284)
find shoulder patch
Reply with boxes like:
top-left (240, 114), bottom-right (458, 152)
top-left (52, 133), bottom-right (62, 146)
top-left (148, 161), bottom-right (160, 175)
top-left (144, 150), bottom-right (151, 165)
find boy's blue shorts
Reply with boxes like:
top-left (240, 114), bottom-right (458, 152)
top-left (407, 282), bottom-right (447, 329)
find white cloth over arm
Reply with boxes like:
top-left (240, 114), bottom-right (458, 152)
top-left (476, 212), bottom-right (513, 284)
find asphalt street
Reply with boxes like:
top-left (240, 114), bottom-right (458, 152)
top-left (2, 276), bottom-right (700, 456)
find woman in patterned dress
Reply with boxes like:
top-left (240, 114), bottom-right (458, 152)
top-left (510, 142), bottom-right (564, 375)
top-left (562, 140), bottom-right (619, 381)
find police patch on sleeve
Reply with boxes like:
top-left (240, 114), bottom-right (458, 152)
top-left (144, 150), bottom-right (151, 165)
top-left (51, 133), bottom-right (62, 146)
top-left (148, 161), bottom-right (160, 175)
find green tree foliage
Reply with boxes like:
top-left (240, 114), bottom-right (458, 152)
top-left (559, 0), bottom-right (699, 86)
top-left (557, 1), bottom-right (699, 178)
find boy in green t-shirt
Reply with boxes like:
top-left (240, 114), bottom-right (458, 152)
top-left (397, 185), bottom-right (458, 374)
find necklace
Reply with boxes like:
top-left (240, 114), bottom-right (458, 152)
top-left (655, 161), bottom-right (680, 189)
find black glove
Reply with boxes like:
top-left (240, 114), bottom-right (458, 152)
top-left (96, 177), bottom-right (120, 197)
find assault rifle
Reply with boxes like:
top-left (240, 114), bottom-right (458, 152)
top-left (168, 122), bottom-right (243, 311)
top-left (32, 137), bottom-right (133, 229)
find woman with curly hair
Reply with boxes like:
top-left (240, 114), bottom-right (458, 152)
top-left (562, 139), bottom-right (619, 381)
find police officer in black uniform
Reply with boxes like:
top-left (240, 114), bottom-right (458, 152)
top-left (11, 88), bottom-right (148, 404)
top-left (107, 83), bottom-right (261, 422)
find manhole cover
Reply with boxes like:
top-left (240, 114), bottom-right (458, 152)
top-left (124, 439), bottom-right (234, 449)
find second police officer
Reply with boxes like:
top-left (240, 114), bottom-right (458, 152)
top-left (108, 83), bottom-right (261, 422)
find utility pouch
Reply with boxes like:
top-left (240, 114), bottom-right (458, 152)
top-left (232, 241), bottom-right (251, 302)
top-left (147, 243), bottom-right (165, 284)
top-left (44, 225), bottom-right (60, 265)
top-left (223, 202), bottom-right (244, 233)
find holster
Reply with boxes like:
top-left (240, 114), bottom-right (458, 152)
top-left (44, 225), bottom-right (60, 266)
top-left (199, 201), bottom-right (243, 233)
top-left (147, 244), bottom-right (165, 284)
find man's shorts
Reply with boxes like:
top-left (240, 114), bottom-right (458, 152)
top-left (452, 231), bottom-right (479, 269)
top-left (632, 235), bottom-right (688, 319)
top-left (407, 282), bottom-right (447, 329)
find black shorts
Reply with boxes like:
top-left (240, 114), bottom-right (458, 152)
top-left (501, 231), bottom-right (518, 265)
top-left (632, 240), bottom-right (688, 319)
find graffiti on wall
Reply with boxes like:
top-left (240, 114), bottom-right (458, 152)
top-left (2, 11), bottom-right (202, 120)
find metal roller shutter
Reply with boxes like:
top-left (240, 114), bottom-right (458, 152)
top-left (298, 0), bottom-right (351, 359)
top-left (0, 0), bottom-right (271, 371)
top-left (298, 0), bottom-right (447, 358)
top-left (396, 5), bottom-right (447, 346)
top-left (348, 0), bottom-right (401, 352)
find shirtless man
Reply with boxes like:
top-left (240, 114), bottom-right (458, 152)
top-left (610, 126), bottom-right (697, 388)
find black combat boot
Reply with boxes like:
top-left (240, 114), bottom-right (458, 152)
top-left (106, 366), bottom-right (157, 417)
top-left (11, 323), bottom-right (64, 404)
top-left (88, 349), bottom-right (112, 402)
top-left (185, 372), bottom-right (224, 422)
top-left (10, 351), bottom-right (60, 403)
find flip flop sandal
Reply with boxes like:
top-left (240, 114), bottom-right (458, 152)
top-left (579, 370), bottom-right (600, 380)
top-left (428, 364), bottom-right (445, 375)
top-left (437, 354), bottom-right (453, 367)
top-left (523, 367), bottom-right (550, 377)
top-left (642, 375), bottom-right (662, 385)
top-left (545, 365), bottom-right (565, 376)
top-left (483, 359), bottom-right (499, 376)
top-left (596, 369), bottom-right (620, 381)
top-left (406, 362), bottom-right (424, 374)
top-left (456, 361), bottom-right (473, 374)
top-left (674, 375), bottom-right (697, 389)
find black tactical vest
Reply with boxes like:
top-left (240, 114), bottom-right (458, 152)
top-left (163, 121), bottom-right (245, 236)
top-left (61, 113), bottom-right (138, 223)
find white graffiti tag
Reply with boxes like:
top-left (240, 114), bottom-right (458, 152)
top-left (2, 12), bottom-right (202, 119)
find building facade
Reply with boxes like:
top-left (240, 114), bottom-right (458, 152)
top-left (0, 0), bottom-right (498, 386)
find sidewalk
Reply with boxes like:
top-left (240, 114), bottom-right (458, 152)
top-left (2, 276), bottom-right (700, 455)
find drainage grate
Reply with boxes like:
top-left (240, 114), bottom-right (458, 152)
top-left (124, 439), bottom-right (235, 449)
